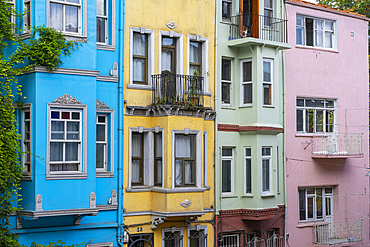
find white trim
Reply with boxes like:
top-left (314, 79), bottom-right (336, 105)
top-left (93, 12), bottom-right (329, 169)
top-left (262, 58), bottom-right (273, 106)
top-left (96, 109), bottom-right (114, 177)
top-left (221, 58), bottom-right (232, 107)
top-left (203, 131), bottom-right (208, 188)
top-left (22, 104), bottom-right (32, 176)
top-left (22, 0), bottom-right (31, 33)
top-left (240, 59), bottom-right (253, 107)
top-left (130, 27), bottom-right (155, 86)
top-left (244, 147), bottom-right (252, 195)
top-left (221, 147), bottom-right (234, 196)
top-left (187, 225), bottom-right (208, 247)
top-left (261, 147), bottom-right (272, 195)
top-left (162, 227), bottom-right (184, 247)
top-left (172, 129), bottom-right (201, 189)
top-left (187, 35), bottom-right (209, 91)
top-left (159, 31), bottom-right (183, 75)
top-left (86, 242), bottom-right (113, 247)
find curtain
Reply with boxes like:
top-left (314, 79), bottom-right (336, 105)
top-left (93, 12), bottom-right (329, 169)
top-left (155, 160), bottom-right (162, 184)
top-left (65, 5), bottom-right (78, 33)
top-left (96, 18), bottom-right (106, 43)
top-left (97, 0), bottom-right (106, 16)
top-left (132, 160), bottom-right (141, 182)
top-left (133, 59), bottom-right (145, 82)
top-left (96, 124), bottom-right (105, 142)
top-left (175, 135), bottom-right (194, 158)
top-left (50, 142), bottom-right (63, 161)
top-left (161, 50), bottom-right (173, 72)
top-left (65, 142), bottom-right (78, 161)
top-left (67, 121), bottom-right (80, 140)
top-left (184, 161), bottom-right (193, 184)
top-left (96, 143), bottom-right (105, 168)
top-left (155, 134), bottom-right (162, 157)
top-left (51, 121), bottom-right (64, 140)
top-left (50, 3), bottom-right (62, 31)
top-left (175, 160), bottom-right (182, 186)
top-left (132, 133), bottom-right (142, 157)
top-left (189, 42), bottom-right (200, 64)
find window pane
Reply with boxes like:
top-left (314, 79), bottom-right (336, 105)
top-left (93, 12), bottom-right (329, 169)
top-left (326, 197), bottom-right (331, 215)
top-left (155, 133), bottom-right (162, 157)
top-left (262, 159), bottom-right (269, 191)
top-left (306, 109), bottom-right (314, 133)
top-left (222, 147), bottom-right (232, 156)
top-left (222, 1), bottom-right (231, 20)
top-left (222, 59), bottom-right (231, 81)
top-left (66, 0), bottom-right (80, 3)
top-left (190, 65), bottom-right (201, 76)
top-left (306, 99), bottom-right (324, 107)
top-left (155, 160), bottom-right (162, 184)
top-left (161, 49), bottom-right (174, 72)
top-left (24, 111), bottom-right (30, 119)
top-left (296, 98), bottom-right (304, 106)
top-left (185, 161), bottom-right (194, 184)
top-left (326, 100), bottom-right (334, 108)
top-left (133, 58), bottom-right (145, 82)
top-left (65, 142), bottom-right (78, 161)
top-left (176, 135), bottom-right (194, 158)
top-left (97, 17), bottom-right (106, 43)
top-left (315, 29), bottom-right (323, 47)
top-left (98, 116), bottom-right (105, 123)
top-left (51, 121), bottom-right (64, 140)
top-left (325, 32), bottom-right (332, 48)
top-left (72, 112), bottom-right (80, 119)
top-left (62, 112), bottom-right (70, 119)
top-left (132, 160), bottom-right (141, 183)
top-left (175, 160), bottom-right (183, 186)
top-left (325, 187), bottom-right (332, 194)
top-left (263, 84), bottom-right (271, 105)
top-left (133, 33), bottom-right (147, 56)
top-left (162, 37), bottom-right (175, 46)
top-left (296, 27), bottom-right (304, 45)
top-left (243, 61), bottom-right (252, 82)
top-left (67, 122), bottom-right (79, 140)
top-left (96, 143), bottom-right (105, 168)
top-left (222, 82), bottom-right (230, 104)
top-left (222, 160), bottom-right (231, 193)
top-left (297, 109), bottom-right (303, 132)
top-left (246, 158), bottom-right (251, 193)
top-left (296, 15), bottom-right (304, 26)
top-left (316, 188), bottom-right (323, 218)
top-left (262, 147), bottom-right (271, 156)
top-left (97, 124), bottom-right (106, 141)
top-left (245, 148), bottom-right (251, 156)
top-left (65, 5), bottom-right (79, 33)
top-left (299, 188), bottom-right (306, 220)
top-left (132, 133), bottom-right (142, 157)
top-left (189, 41), bottom-right (201, 64)
top-left (316, 110), bottom-right (323, 132)
top-left (243, 84), bottom-right (252, 104)
top-left (263, 61), bottom-right (271, 82)
top-left (306, 18), bottom-right (314, 46)
top-left (50, 3), bottom-right (63, 31)
top-left (264, 0), bottom-right (272, 8)
top-left (50, 142), bottom-right (63, 161)
top-left (307, 197), bottom-right (314, 219)
top-left (97, 0), bottom-right (107, 16)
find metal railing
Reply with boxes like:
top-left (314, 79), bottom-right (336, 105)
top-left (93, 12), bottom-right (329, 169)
top-left (266, 234), bottom-right (284, 247)
top-left (246, 237), bottom-right (266, 247)
top-left (313, 219), bottom-right (363, 245)
top-left (229, 13), bottom-right (287, 43)
top-left (219, 234), bottom-right (239, 247)
top-left (312, 133), bottom-right (363, 156)
top-left (152, 73), bottom-right (204, 106)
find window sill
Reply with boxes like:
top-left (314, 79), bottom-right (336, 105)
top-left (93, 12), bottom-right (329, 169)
top-left (63, 33), bottom-right (87, 43)
top-left (127, 84), bottom-right (154, 90)
top-left (21, 175), bottom-right (32, 181)
top-left (46, 173), bottom-right (87, 180)
top-left (221, 106), bottom-right (235, 110)
top-left (295, 45), bottom-right (338, 54)
top-left (240, 194), bottom-right (254, 198)
top-left (126, 187), bottom-right (207, 193)
top-left (220, 20), bottom-right (232, 25)
top-left (221, 195), bottom-right (238, 198)
top-left (96, 171), bottom-right (114, 178)
top-left (239, 105), bottom-right (253, 108)
top-left (97, 44), bottom-right (115, 51)
top-left (261, 193), bottom-right (275, 198)
top-left (262, 105), bottom-right (274, 108)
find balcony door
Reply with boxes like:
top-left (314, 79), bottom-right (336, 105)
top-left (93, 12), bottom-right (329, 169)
top-left (161, 37), bottom-right (179, 102)
top-left (162, 37), bottom-right (176, 74)
top-left (239, 0), bottom-right (259, 38)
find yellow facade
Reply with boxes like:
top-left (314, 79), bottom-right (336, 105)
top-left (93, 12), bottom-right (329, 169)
top-left (123, 0), bottom-right (215, 246)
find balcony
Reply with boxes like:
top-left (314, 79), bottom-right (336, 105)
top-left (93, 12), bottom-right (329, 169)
top-left (228, 13), bottom-right (291, 49)
top-left (152, 73), bottom-right (204, 107)
top-left (312, 133), bottom-right (363, 158)
top-left (313, 219), bottom-right (363, 245)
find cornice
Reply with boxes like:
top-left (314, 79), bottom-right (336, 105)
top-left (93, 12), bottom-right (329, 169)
top-left (218, 124), bottom-right (284, 133)
top-left (26, 66), bottom-right (100, 77)
top-left (17, 208), bottom-right (99, 219)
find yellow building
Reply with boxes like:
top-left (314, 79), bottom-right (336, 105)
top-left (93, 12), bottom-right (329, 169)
top-left (123, 1), bottom-right (215, 246)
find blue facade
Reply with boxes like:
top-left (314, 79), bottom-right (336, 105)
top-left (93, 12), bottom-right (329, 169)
top-left (10, 0), bottom-right (124, 246)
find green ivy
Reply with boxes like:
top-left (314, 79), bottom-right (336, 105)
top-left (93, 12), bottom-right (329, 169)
top-left (0, 0), bottom-right (79, 246)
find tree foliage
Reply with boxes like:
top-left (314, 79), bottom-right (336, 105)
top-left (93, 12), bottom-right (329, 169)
top-left (318, 0), bottom-right (370, 18)
top-left (0, 0), bottom-right (78, 246)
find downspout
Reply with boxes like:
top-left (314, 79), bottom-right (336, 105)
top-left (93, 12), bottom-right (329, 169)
top-left (117, 0), bottom-right (125, 246)
top-left (214, 1), bottom-right (219, 247)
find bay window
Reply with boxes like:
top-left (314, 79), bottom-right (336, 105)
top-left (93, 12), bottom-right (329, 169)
top-left (49, 0), bottom-right (83, 35)
top-left (222, 147), bottom-right (233, 194)
top-left (175, 134), bottom-right (195, 186)
top-left (241, 59), bottom-right (252, 106)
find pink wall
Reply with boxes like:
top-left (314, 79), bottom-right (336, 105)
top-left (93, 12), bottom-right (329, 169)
top-left (285, 1), bottom-right (369, 246)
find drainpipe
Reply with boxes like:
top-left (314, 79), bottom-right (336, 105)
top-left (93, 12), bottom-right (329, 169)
top-left (282, 36), bottom-right (287, 247)
top-left (214, 1), bottom-right (219, 246)
top-left (117, 0), bottom-right (125, 246)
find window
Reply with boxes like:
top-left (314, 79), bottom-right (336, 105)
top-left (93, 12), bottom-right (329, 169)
top-left (241, 59), bottom-right (252, 106)
top-left (189, 41), bottom-right (201, 76)
top-left (22, 110), bottom-right (31, 175)
top-left (264, 0), bottom-right (273, 27)
top-left (129, 28), bottom-right (154, 87)
top-left (222, 59), bottom-right (232, 106)
top-left (23, 0), bottom-right (31, 32)
top-left (159, 31), bottom-right (183, 76)
top-left (162, 228), bottom-right (183, 247)
top-left (222, 147), bottom-right (233, 194)
top-left (96, 115), bottom-right (107, 171)
top-left (245, 147), bottom-right (252, 194)
top-left (222, 0), bottom-right (232, 21)
top-left (262, 147), bottom-right (271, 194)
top-left (296, 98), bottom-right (335, 134)
top-left (49, 0), bottom-right (84, 35)
top-left (187, 35), bottom-right (209, 91)
top-left (296, 15), bottom-right (335, 49)
top-left (187, 225), bottom-right (207, 247)
top-left (299, 187), bottom-right (333, 221)
top-left (203, 132), bottom-right (208, 188)
top-left (129, 127), bottom-right (163, 187)
top-left (96, 0), bottom-right (108, 44)
top-left (7, 0), bottom-right (15, 23)
top-left (263, 59), bottom-right (272, 106)
top-left (175, 134), bottom-right (196, 186)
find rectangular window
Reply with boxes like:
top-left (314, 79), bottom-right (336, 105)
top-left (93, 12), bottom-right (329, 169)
top-left (7, 0), bottom-right (15, 23)
top-left (49, 0), bottom-right (81, 34)
top-left (264, 0), bottom-right (273, 27)
top-left (131, 132), bottom-right (143, 185)
top-left (222, 0), bottom-right (232, 21)
top-left (299, 187), bottom-right (333, 221)
top-left (245, 147), bottom-right (252, 194)
top-left (154, 133), bottom-right (162, 186)
top-left (296, 98), bottom-right (335, 134)
top-left (175, 135), bottom-right (195, 186)
top-left (296, 15), bottom-right (335, 49)
top-left (133, 32), bottom-right (148, 84)
top-left (96, 114), bottom-right (107, 171)
top-left (23, 110), bottom-right (31, 175)
top-left (162, 37), bottom-right (177, 74)
top-left (222, 58), bottom-right (232, 106)
top-left (49, 110), bottom-right (82, 172)
top-left (222, 147), bottom-right (233, 194)
top-left (189, 41), bottom-right (202, 76)
top-left (96, 0), bottom-right (108, 43)
top-left (163, 228), bottom-right (183, 247)
top-left (203, 132), bottom-right (208, 188)
top-left (188, 226), bottom-right (207, 247)
top-left (241, 60), bottom-right (252, 105)
top-left (23, 0), bottom-right (31, 32)
top-left (263, 59), bottom-right (272, 106)
top-left (262, 147), bottom-right (271, 193)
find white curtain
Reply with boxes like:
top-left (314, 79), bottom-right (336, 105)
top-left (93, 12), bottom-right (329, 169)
top-left (175, 135), bottom-right (194, 158)
top-left (155, 134), bottom-right (162, 157)
top-left (132, 160), bottom-right (141, 183)
top-left (161, 50), bottom-right (172, 72)
top-left (50, 3), bottom-right (63, 31)
top-left (50, 142), bottom-right (63, 161)
top-left (184, 161), bottom-right (193, 184)
top-left (96, 0), bottom-right (106, 16)
top-left (132, 133), bottom-right (142, 157)
top-left (133, 33), bottom-right (146, 82)
top-left (65, 5), bottom-right (78, 33)
top-left (65, 142), bottom-right (78, 161)
top-left (189, 42), bottom-right (200, 64)
top-left (51, 121), bottom-right (64, 140)
top-left (175, 160), bottom-right (182, 186)
top-left (67, 121), bottom-right (80, 140)
top-left (155, 161), bottom-right (162, 184)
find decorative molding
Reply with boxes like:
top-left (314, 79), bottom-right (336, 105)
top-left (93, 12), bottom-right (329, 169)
top-left (126, 105), bottom-right (216, 121)
top-left (96, 99), bottom-right (110, 109)
top-left (151, 215), bottom-right (166, 229)
top-left (219, 205), bottom-right (285, 219)
top-left (111, 189), bottom-right (117, 205)
top-left (96, 204), bottom-right (118, 211)
top-left (53, 94), bottom-right (81, 105)
top-left (180, 198), bottom-right (192, 208)
top-left (97, 44), bottom-right (116, 51)
top-left (112, 62), bottom-right (118, 77)
top-left (17, 208), bottom-right (99, 219)
top-left (124, 210), bottom-right (206, 218)
top-left (36, 194), bottom-right (43, 211)
top-left (165, 21), bottom-right (177, 29)
top-left (218, 124), bottom-right (284, 133)
top-left (218, 124), bottom-right (239, 132)
top-left (90, 192), bottom-right (96, 208)
top-left (30, 66), bottom-right (99, 77)
top-left (96, 76), bottom-right (119, 82)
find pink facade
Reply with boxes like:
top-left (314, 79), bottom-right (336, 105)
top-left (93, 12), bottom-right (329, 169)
top-left (285, 1), bottom-right (369, 246)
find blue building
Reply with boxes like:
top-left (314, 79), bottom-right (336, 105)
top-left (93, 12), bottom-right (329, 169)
top-left (10, 0), bottom-right (125, 246)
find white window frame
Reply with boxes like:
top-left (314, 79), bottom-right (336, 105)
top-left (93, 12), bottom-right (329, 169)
top-left (187, 35), bottom-right (209, 92)
top-left (261, 147), bottom-right (272, 195)
top-left (296, 14), bottom-right (336, 50)
top-left (221, 147), bottom-right (234, 195)
top-left (299, 187), bottom-right (333, 222)
top-left (23, 0), bottom-right (31, 33)
top-left (86, 243), bottom-right (113, 247)
top-left (244, 147), bottom-right (252, 195)
top-left (96, 114), bottom-right (107, 172)
top-left (8, 0), bottom-right (15, 24)
top-left (96, 109), bottom-right (114, 177)
top-left (221, 0), bottom-right (232, 22)
top-left (240, 59), bottom-right (253, 107)
top-left (264, 0), bottom-right (273, 28)
top-left (262, 58), bottom-right (273, 106)
top-left (296, 98), bottom-right (336, 134)
top-left (96, 0), bottom-right (116, 49)
top-left (129, 27), bottom-right (154, 88)
top-left (221, 58), bottom-right (232, 107)
top-left (47, 0), bottom-right (87, 38)
top-left (159, 31), bottom-right (183, 75)
top-left (187, 225), bottom-right (208, 247)
top-left (46, 104), bottom-right (87, 179)
top-left (22, 106), bottom-right (31, 176)
top-left (162, 227), bottom-right (184, 247)
top-left (96, 0), bottom-right (108, 44)
top-left (128, 127), bottom-right (164, 188)
top-left (203, 131), bottom-right (208, 188)
top-left (172, 129), bottom-right (201, 189)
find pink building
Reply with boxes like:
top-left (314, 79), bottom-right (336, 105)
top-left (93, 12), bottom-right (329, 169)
top-left (285, 0), bottom-right (370, 246)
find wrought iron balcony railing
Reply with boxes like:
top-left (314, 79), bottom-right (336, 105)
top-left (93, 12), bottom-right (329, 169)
top-left (312, 133), bottom-right (363, 157)
top-left (229, 13), bottom-right (287, 43)
top-left (152, 73), bottom-right (204, 107)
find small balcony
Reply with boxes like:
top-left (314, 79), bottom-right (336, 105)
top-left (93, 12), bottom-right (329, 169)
top-left (152, 73), bottom-right (204, 107)
top-left (228, 13), bottom-right (291, 49)
top-left (312, 133), bottom-right (364, 158)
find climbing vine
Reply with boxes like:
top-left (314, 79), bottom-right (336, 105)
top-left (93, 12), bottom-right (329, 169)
top-left (0, 0), bottom-right (79, 246)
